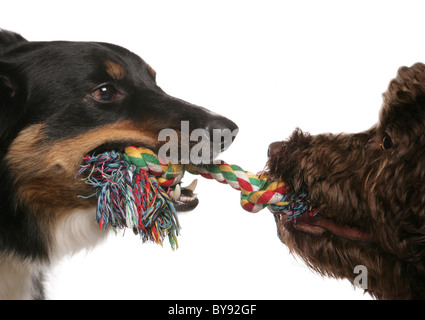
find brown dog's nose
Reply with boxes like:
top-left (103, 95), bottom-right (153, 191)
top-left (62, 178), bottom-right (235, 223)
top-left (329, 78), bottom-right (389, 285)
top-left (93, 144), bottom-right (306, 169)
top-left (268, 141), bottom-right (283, 158)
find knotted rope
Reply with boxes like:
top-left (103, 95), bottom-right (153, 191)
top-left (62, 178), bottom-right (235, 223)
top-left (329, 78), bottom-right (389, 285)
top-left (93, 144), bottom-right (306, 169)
top-left (76, 146), bottom-right (316, 249)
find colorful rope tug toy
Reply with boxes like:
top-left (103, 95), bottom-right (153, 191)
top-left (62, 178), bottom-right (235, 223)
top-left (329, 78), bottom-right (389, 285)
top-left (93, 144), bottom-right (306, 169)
top-left (76, 146), bottom-right (317, 249)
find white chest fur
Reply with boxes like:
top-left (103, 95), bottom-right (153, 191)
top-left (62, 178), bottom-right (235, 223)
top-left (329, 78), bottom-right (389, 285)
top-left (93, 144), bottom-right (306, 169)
top-left (52, 208), bottom-right (109, 260)
top-left (0, 208), bottom-right (109, 299)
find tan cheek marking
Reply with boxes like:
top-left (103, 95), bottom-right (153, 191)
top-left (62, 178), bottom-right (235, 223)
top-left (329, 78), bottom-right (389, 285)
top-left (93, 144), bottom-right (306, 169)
top-left (105, 60), bottom-right (125, 80)
top-left (5, 121), bottom-right (160, 223)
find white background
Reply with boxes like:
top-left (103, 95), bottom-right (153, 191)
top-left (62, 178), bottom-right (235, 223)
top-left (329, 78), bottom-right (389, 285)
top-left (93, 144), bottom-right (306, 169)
top-left (2, 0), bottom-right (425, 300)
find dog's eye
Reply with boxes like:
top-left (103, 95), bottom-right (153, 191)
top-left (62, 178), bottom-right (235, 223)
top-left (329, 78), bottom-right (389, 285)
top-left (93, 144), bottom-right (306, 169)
top-left (91, 85), bottom-right (118, 102)
top-left (381, 135), bottom-right (393, 150)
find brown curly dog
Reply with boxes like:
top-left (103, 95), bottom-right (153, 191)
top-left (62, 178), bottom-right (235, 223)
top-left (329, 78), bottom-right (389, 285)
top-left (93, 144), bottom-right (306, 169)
top-left (267, 63), bottom-right (425, 300)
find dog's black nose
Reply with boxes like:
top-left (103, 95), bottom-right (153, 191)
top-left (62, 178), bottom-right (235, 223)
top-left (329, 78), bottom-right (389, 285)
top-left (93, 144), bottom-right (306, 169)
top-left (206, 116), bottom-right (239, 151)
top-left (207, 117), bottom-right (238, 135)
top-left (268, 141), bottom-right (283, 158)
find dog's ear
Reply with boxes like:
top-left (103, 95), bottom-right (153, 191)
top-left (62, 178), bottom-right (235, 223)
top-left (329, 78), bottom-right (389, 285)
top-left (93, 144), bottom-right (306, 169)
top-left (0, 63), bottom-right (18, 100)
top-left (0, 29), bottom-right (27, 56)
top-left (0, 30), bottom-right (26, 99)
top-left (383, 63), bottom-right (425, 107)
top-left (0, 60), bottom-right (24, 145)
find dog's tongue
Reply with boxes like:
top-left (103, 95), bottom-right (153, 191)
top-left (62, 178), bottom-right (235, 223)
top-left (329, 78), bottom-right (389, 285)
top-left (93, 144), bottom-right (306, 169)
top-left (296, 213), bottom-right (373, 242)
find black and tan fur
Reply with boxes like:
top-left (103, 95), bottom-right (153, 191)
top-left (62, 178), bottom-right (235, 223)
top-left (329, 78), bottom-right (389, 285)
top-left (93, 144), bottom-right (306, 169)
top-left (0, 30), bottom-right (237, 299)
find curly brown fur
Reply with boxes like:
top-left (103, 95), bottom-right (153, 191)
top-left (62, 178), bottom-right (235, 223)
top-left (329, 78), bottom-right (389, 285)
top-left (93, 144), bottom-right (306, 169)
top-left (268, 63), bottom-right (425, 300)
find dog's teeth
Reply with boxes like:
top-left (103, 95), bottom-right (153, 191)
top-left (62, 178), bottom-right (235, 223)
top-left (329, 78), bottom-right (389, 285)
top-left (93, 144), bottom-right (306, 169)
top-left (170, 184), bottom-right (181, 200)
top-left (180, 195), bottom-right (197, 202)
top-left (185, 179), bottom-right (198, 192)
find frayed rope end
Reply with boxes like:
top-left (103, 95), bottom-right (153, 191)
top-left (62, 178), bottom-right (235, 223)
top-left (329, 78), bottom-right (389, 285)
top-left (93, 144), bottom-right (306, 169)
top-left (76, 151), bottom-right (180, 249)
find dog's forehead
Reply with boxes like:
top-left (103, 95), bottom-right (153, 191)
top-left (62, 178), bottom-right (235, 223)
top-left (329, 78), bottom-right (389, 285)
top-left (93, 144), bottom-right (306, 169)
top-left (94, 41), bottom-right (150, 74)
top-left (104, 60), bottom-right (126, 80)
top-left (84, 41), bottom-right (156, 82)
top-left (12, 41), bottom-right (152, 82)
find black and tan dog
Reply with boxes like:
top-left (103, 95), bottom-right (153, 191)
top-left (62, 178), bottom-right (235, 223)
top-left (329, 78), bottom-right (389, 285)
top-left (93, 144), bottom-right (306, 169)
top-left (0, 30), bottom-right (237, 299)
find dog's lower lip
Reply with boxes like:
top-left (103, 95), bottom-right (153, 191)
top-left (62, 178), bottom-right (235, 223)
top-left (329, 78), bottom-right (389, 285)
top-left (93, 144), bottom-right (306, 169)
top-left (282, 214), bottom-right (326, 235)
top-left (283, 212), bottom-right (373, 242)
top-left (170, 187), bottom-right (199, 212)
